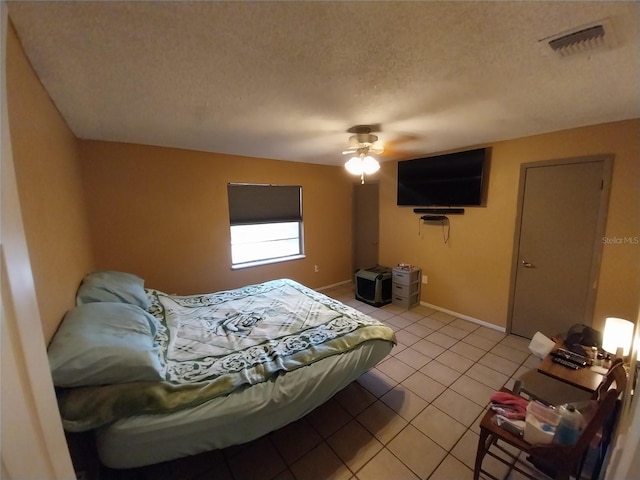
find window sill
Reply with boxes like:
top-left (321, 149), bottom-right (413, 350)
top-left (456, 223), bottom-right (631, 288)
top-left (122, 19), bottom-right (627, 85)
top-left (231, 254), bottom-right (306, 270)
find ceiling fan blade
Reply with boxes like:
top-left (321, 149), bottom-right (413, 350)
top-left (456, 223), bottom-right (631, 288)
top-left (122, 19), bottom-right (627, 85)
top-left (377, 133), bottom-right (427, 159)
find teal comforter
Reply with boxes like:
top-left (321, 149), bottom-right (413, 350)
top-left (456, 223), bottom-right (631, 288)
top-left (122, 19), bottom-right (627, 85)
top-left (58, 279), bottom-right (395, 431)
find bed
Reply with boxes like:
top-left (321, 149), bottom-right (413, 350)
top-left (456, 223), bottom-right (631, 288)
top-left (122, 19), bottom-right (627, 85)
top-left (48, 272), bottom-right (396, 469)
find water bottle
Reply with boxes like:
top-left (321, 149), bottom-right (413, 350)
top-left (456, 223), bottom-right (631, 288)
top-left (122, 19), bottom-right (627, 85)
top-left (554, 404), bottom-right (583, 445)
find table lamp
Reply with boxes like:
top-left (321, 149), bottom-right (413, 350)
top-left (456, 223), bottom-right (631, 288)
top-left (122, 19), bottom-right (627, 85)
top-left (602, 317), bottom-right (634, 360)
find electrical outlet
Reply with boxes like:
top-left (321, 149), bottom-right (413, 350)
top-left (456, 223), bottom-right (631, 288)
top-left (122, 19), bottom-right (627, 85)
top-left (314, 265), bottom-right (319, 273)
top-left (422, 275), bottom-right (428, 284)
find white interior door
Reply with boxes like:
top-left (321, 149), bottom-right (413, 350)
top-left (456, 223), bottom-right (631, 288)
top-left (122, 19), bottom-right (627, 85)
top-left (509, 157), bottom-right (611, 339)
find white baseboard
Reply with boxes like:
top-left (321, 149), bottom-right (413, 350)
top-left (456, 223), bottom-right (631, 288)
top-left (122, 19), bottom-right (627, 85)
top-left (420, 301), bottom-right (506, 333)
top-left (317, 283), bottom-right (507, 334)
top-left (316, 280), bottom-right (352, 291)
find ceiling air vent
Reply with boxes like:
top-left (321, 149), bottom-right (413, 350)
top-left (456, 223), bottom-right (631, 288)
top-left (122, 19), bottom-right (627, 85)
top-left (541, 19), bottom-right (614, 57)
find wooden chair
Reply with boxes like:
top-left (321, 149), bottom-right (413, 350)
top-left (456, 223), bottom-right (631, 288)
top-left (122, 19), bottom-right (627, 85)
top-left (586, 359), bottom-right (627, 479)
top-left (473, 360), bottom-right (626, 480)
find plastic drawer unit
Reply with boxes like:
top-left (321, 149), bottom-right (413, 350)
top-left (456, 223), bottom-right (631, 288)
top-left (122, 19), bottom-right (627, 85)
top-left (392, 266), bottom-right (421, 308)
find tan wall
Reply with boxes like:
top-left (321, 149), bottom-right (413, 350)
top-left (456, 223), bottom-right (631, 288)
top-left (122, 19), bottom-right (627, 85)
top-left (78, 140), bottom-right (354, 295)
top-left (380, 119), bottom-right (640, 333)
top-left (6, 21), bottom-right (94, 343)
top-left (7, 9), bottom-right (638, 339)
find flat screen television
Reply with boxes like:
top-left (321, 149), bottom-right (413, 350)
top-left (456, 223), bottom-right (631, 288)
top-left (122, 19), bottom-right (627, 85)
top-left (397, 147), bottom-right (487, 207)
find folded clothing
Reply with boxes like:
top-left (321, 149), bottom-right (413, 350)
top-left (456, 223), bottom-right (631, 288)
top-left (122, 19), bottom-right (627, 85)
top-left (490, 391), bottom-right (530, 420)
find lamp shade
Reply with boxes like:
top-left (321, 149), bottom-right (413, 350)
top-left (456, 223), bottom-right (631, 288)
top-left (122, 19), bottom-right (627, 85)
top-left (602, 317), bottom-right (634, 356)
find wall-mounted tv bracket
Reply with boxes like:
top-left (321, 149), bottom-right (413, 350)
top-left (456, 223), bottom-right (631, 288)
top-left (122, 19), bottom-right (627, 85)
top-left (417, 213), bottom-right (451, 244)
top-left (413, 208), bottom-right (464, 215)
top-left (420, 215), bottom-right (448, 221)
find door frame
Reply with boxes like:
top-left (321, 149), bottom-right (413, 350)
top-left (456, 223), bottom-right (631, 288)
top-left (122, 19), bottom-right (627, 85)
top-left (506, 154), bottom-right (613, 335)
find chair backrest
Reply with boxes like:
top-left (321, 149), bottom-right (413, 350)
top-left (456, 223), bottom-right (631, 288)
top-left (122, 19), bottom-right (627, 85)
top-left (568, 360), bottom-right (627, 467)
top-left (529, 387), bottom-right (620, 475)
top-left (573, 388), bottom-right (618, 453)
top-left (593, 359), bottom-right (627, 402)
top-left (528, 362), bottom-right (627, 475)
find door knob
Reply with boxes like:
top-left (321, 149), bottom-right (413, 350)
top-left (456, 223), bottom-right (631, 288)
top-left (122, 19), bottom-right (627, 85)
top-left (521, 260), bottom-right (535, 268)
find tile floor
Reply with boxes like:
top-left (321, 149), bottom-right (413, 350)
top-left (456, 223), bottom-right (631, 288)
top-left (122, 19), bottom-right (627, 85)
top-left (100, 283), bottom-right (547, 480)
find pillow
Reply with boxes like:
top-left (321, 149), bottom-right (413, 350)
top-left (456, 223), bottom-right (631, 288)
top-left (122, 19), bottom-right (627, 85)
top-left (48, 302), bottom-right (165, 387)
top-left (76, 270), bottom-right (151, 309)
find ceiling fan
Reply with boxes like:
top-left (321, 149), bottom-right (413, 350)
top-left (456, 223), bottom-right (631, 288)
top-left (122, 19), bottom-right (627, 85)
top-left (341, 124), bottom-right (385, 157)
top-left (340, 123), bottom-right (428, 182)
top-left (342, 125), bottom-right (383, 183)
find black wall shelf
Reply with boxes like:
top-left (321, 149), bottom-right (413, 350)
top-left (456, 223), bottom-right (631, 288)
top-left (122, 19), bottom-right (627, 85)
top-left (420, 215), bottom-right (448, 221)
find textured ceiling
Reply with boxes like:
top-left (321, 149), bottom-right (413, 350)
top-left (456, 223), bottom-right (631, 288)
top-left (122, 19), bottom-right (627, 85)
top-left (7, 1), bottom-right (640, 166)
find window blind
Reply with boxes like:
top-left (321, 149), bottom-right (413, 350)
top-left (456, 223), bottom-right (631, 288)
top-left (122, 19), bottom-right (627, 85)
top-left (228, 184), bottom-right (302, 225)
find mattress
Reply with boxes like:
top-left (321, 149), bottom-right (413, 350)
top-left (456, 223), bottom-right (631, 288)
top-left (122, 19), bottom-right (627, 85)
top-left (96, 338), bottom-right (391, 468)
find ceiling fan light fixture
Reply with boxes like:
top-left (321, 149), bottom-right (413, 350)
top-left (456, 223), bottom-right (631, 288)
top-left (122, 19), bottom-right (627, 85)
top-left (345, 156), bottom-right (365, 175)
top-left (362, 155), bottom-right (380, 174)
top-left (343, 125), bottom-right (381, 183)
top-left (344, 153), bottom-right (380, 183)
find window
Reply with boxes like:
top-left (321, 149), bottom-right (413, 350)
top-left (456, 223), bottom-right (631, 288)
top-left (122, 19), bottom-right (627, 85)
top-left (227, 184), bottom-right (304, 268)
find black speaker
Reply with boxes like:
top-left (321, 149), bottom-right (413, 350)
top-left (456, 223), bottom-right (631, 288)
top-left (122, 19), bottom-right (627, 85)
top-left (413, 208), bottom-right (464, 215)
